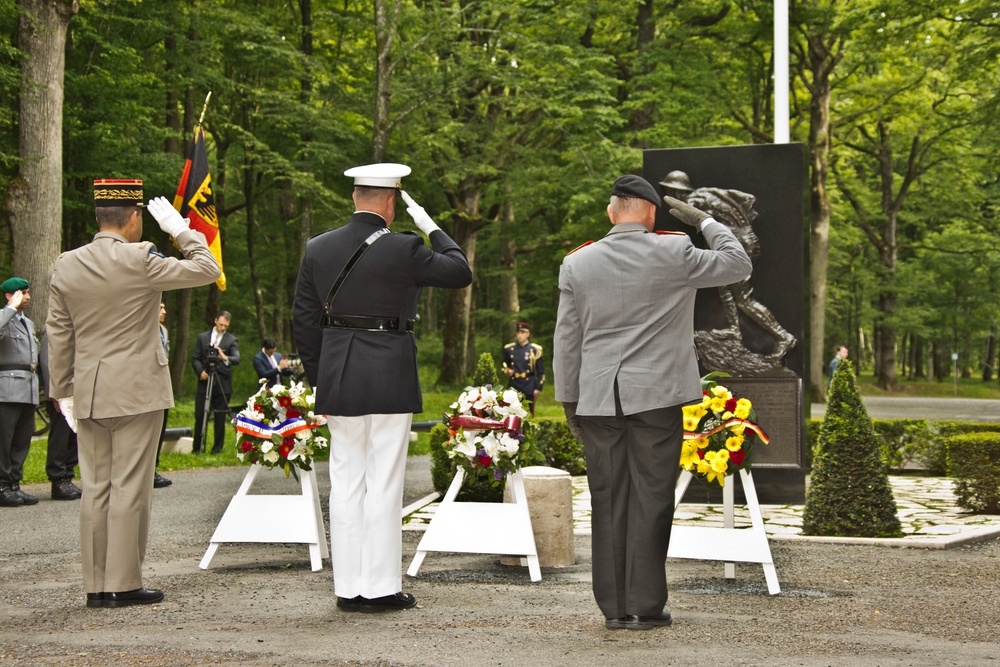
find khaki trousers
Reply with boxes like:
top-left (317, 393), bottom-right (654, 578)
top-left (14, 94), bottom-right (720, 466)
top-left (77, 410), bottom-right (163, 593)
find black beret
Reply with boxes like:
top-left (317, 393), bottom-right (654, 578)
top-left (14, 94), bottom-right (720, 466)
top-left (611, 174), bottom-right (661, 208)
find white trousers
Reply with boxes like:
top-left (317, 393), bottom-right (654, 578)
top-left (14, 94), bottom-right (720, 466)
top-left (327, 412), bottom-right (412, 599)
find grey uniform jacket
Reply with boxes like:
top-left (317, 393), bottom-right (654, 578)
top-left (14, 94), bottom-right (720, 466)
top-left (47, 229), bottom-right (220, 419)
top-left (554, 220), bottom-right (752, 417)
top-left (0, 306), bottom-right (39, 404)
top-left (293, 211), bottom-right (472, 417)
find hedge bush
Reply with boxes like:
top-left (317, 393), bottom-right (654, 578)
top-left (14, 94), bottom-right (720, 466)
top-left (535, 419), bottom-right (587, 475)
top-left (945, 432), bottom-right (1000, 513)
top-left (802, 360), bottom-right (903, 537)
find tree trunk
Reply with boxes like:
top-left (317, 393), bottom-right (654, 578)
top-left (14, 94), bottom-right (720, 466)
top-left (499, 199), bottom-right (519, 343)
top-left (439, 223), bottom-right (478, 385)
top-left (372, 0), bottom-right (401, 160)
top-left (244, 159), bottom-right (266, 345)
top-left (170, 288), bottom-right (192, 397)
top-left (2, 0), bottom-right (78, 326)
top-left (984, 326), bottom-right (996, 382)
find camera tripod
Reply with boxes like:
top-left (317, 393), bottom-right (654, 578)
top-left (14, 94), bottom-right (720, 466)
top-left (197, 366), bottom-right (231, 453)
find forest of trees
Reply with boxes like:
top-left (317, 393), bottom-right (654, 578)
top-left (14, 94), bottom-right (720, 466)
top-left (1, 0), bottom-right (998, 403)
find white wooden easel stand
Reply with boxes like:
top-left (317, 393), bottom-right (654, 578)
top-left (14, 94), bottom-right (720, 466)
top-left (667, 468), bottom-right (780, 595)
top-left (200, 464), bottom-right (329, 572)
top-left (407, 468), bottom-right (541, 582)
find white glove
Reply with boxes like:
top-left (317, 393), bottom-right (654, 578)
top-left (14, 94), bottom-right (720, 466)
top-left (57, 397), bottom-right (78, 434)
top-left (400, 190), bottom-right (441, 235)
top-left (147, 196), bottom-right (190, 238)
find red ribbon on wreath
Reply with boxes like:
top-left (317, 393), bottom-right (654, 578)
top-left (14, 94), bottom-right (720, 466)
top-left (447, 414), bottom-right (522, 435)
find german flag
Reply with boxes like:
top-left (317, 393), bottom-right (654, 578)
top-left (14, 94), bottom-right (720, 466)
top-left (173, 126), bottom-right (226, 290)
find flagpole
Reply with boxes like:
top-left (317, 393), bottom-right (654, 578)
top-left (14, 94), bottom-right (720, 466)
top-left (197, 91), bottom-right (212, 128)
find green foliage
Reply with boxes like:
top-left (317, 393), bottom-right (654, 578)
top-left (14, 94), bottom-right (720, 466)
top-left (945, 432), bottom-right (1000, 513)
top-left (471, 352), bottom-right (501, 388)
top-left (871, 419), bottom-right (933, 472)
top-left (803, 360), bottom-right (903, 537)
top-left (534, 419), bottom-right (587, 476)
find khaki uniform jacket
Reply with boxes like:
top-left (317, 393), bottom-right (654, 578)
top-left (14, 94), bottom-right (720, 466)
top-left (46, 229), bottom-right (220, 419)
top-left (554, 220), bottom-right (752, 417)
top-left (0, 306), bottom-right (39, 405)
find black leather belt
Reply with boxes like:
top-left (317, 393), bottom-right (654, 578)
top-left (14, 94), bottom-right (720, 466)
top-left (0, 362), bottom-right (35, 372)
top-left (321, 315), bottom-right (415, 333)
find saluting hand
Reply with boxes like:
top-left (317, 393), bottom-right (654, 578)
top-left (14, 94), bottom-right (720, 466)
top-left (400, 190), bottom-right (441, 235)
top-left (6, 290), bottom-right (23, 310)
top-left (147, 196), bottom-right (191, 238)
top-left (663, 195), bottom-right (711, 228)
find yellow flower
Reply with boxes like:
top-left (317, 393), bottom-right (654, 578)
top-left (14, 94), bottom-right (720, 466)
top-left (711, 385), bottom-right (732, 401)
top-left (734, 398), bottom-right (752, 420)
top-left (709, 396), bottom-right (728, 413)
top-left (679, 440), bottom-right (701, 468)
top-left (691, 437), bottom-right (709, 449)
top-left (722, 411), bottom-right (733, 420)
top-left (700, 394), bottom-right (712, 409)
top-left (729, 421), bottom-right (746, 436)
top-left (683, 414), bottom-right (702, 432)
top-left (725, 435), bottom-right (745, 451)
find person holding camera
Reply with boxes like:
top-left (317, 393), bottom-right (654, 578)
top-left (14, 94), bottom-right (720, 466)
top-left (191, 311), bottom-right (239, 454)
top-left (252, 337), bottom-right (293, 389)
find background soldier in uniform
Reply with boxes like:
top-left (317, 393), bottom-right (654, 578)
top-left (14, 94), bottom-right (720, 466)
top-left (47, 180), bottom-right (220, 608)
top-left (0, 277), bottom-right (39, 507)
top-left (502, 321), bottom-right (545, 416)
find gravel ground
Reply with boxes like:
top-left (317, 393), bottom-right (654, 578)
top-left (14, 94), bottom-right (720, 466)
top-left (2, 461), bottom-right (998, 667)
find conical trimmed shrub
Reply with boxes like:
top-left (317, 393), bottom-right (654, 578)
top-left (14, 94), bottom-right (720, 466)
top-left (802, 359), bottom-right (903, 537)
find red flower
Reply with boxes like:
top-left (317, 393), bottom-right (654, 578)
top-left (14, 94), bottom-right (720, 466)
top-left (240, 441), bottom-right (255, 453)
top-left (697, 450), bottom-right (705, 459)
top-left (279, 442), bottom-right (294, 458)
top-left (253, 403), bottom-right (264, 413)
top-left (725, 398), bottom-right (738, 413)
top-left (729, 449), bottom-right (745, 466)
top-left (277, 395), bottom-right (292, 408)
top-left (286, 408), bottom-right (301, 419)
top-left (477, 454), bottom-right (492, 467)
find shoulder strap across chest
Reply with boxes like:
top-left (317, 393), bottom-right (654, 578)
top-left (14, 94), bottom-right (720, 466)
top-left (323, 227), bottom-right (391, 316)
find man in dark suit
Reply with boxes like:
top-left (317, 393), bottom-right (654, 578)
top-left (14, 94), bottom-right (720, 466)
top-left (554, 175), bottom-right (752, 631)
top-left (294, 162), bottom-right (471, 613)
top-left (252, 337), bottom-right (293, 388)
top-left (191, 311), bottom-right (240, 454)
top-left (37, 329), bottom-right (82, 500)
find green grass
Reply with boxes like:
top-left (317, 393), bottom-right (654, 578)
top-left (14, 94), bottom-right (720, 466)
top-left (855, 374), bottom-right (1000, 399)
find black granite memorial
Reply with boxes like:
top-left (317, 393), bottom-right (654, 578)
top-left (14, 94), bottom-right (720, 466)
top-left (644, 144), bottom-right (809, 504)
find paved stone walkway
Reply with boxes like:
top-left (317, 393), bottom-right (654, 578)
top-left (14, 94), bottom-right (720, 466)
top-left (404, 474), bottom-right (1000, 549)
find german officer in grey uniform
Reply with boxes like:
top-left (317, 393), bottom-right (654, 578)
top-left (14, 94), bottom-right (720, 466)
top-left (0, 277), bottom-right (40, 507)
top-left (294, 163), bottom-right (472, 612)
top-left (554, 175), bottom-right (752, 631)
top-left (47, 179), bottom-right (220, 608)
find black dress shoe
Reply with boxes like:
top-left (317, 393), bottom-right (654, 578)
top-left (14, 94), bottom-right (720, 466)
top-left (52, 480), bottom-right (83, 500)
top-left (153, 473), bottom-right (172, 488)
top-left (605, 612), bottom-right (672, 631)
top-left (358, 592), bottom-right (417, 613)
top-left (336, 596), bottom-right (362, 611)
top-left (0, 486), bottom-right (24, 507)
top-left (86, 593), bottom-right (105, 608)
top-left (104, 588), bottom-right (164, 608)
top-left (13, 486), bottom-right (39, 505)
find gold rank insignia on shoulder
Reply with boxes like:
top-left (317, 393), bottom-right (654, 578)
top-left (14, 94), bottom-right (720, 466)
top-left (566, 240), bottom-right (594, 256)
top-left (654, 230), bottom-right (687, 236)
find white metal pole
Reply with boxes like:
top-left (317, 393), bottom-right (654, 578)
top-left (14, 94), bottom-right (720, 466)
top-left (774, 0), bottom-right (790, 143)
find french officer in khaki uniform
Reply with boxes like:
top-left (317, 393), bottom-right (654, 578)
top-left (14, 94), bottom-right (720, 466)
top-left (554, 175), bottom-right (752, 631)
top-left (47, 179), bottom-right (220, 608)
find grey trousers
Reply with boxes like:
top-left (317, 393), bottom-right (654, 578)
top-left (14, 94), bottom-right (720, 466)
top-left (579, 404), bottom-right (683, 618)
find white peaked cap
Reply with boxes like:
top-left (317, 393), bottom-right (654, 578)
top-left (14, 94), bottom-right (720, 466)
top-left (344, 162), bottom-right (412, 189)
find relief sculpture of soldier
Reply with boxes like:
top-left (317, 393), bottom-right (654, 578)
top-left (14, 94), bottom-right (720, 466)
top-left (660, 171), bottom-right (797, 377)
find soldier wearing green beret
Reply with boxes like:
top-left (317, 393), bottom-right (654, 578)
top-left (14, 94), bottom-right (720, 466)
top-left (1, 276), bottom-right (40, 507)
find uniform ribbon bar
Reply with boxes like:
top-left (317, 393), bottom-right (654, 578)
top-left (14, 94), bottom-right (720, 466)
top-left (684, 418), bottom-right (770, 445)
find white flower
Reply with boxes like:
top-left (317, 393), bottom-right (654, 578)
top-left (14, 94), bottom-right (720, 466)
top-left (306, 393), bottom-right (315, 406)
top-left (313, 436), bottom-right (328, 450)
top-left (481, 432), bottom-right (501, 460)
top-left (260, 440), bottom-right (274, 453)
top-left (263, 450), bottom-right (280, 464)
top-left (453, 432), bottom-right (478, 458)
top-left (498, 432), bottom-right (520, 457)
